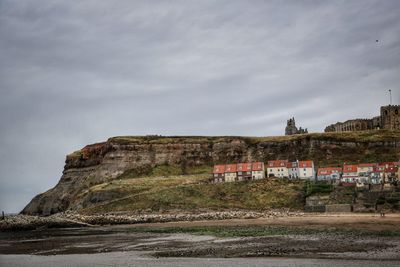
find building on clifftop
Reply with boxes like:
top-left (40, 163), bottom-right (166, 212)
top-left (285, 117), bottom-right (308, 135)
top-left (325, 105), bottom-right (400, 132)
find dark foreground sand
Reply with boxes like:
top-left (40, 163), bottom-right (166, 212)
top-left (1, 214), bottom-right (400, 264)
top-left (2, 253), bottom-right (400, 267)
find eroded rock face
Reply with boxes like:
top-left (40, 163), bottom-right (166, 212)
top-left (21, 134), bottom-right (400, 215)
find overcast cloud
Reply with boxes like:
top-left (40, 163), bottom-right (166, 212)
top-left (1, 0), bottom-right (399, 213)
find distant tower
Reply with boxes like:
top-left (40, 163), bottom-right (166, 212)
top-left (285, 117), bottom-right (298, 135)
top-left (285, 117), bottom-right (308, 135)
top-left (380, 90), bottom-right (399, 130)
top-left (381, 105), bottom-right (400, 130)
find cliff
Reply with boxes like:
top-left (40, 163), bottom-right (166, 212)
top-left (22, 130), bottom-right (400, 215)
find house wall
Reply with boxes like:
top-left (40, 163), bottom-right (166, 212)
top-left (317, 173), bottom-right (340, 181)
top-left (225, 172), bottom-right (237, 182)
top-left (213, 173), bottom-right (225, 183)
top-left (298, 167), bottom-right (314, 179)
top-left (288, 167), bottom-right (299, 179)
top-left (237, 171), bottom-right (252, 181)
top-left (357, 166), bottom-right (374, 174)
top-left (267, 167), bottom-right (288, 178)
top-left (341, 173), bottom-right (357, 183)
top-left (252, 170), bottom-right (265, 180)
top-left (343, 172), bottom-right (358, 177)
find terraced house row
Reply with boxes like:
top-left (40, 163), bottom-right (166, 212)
top-left (317, 162), bottom-right (400, 185)
top-left (267, 160), bottom-right (315, 180)
top-left (212, 162), bottom-right (266, 183)
top-left (212, 160), bottom-right (400, 184)
top-left (212, 160), bottom-right (315, 183)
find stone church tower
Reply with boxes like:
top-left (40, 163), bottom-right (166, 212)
top-left (381, 105), bottom-right (400, 130)
top-left (285, 117), bottom-right (308, 135)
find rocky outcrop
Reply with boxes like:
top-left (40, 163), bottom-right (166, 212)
top-left (0, 214), bottom-right (91, 231)
top-left (22, 132), bottom-right (400, 215)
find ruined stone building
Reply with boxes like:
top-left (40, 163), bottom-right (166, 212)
top-left (325, 105), bottom-right (400, 132)
top-left (285, 117), bottom-right (308, 135)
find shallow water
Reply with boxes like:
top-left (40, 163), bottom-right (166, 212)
top-left (1, 252), bottom-right (400, 267)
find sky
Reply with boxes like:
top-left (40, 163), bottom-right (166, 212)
top-left (0, 0), bottom-right (399, 213)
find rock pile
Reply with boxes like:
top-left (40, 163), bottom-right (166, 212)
top-left (0, 214), bottom-right (91, 231)
top-left (1, 210), bottom-right (304, 231)
top-left (61, 209), bottom-right (303, 226)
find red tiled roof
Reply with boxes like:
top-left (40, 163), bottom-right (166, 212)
top-left (381, 162), bottom-right (400, 167)
top-left (317, 167), bottom-right (342, 176)
top-left (343, 164), bottom-right (358, 173)
top-left (237, 163), bottom-right (252, 171)
top-left (225, 164), bottom-right (237, 173)
top-left (373, 166), bottom-right (384, 172)
top-left (385, 166), bottom-right (398, 173)
top-left (358, 163), bottom-right (377, 168)
top-left (286, 162), bottom-right (298, 168)
top-left (268, 160), bottom-right (288, 168)
top-left (298, 160), bottom-right (313, 168)
top-left (213, 165), bottom-right (225, 174)
top-left (252, 162), bottom-right (264, 171)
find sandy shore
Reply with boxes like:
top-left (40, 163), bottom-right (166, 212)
top-left (1, 213), bottom-right (400, 260)
top-left (127, 213), bottom-right (400, 231)
top-left (2, 253), bottom-right (400, 267)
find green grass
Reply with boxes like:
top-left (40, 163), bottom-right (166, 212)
top-left (127, 225), bottom-right (400, 237)
top-left (304, 182), bottom-right (334, 197)
top-left (81, 178), bottom-right (305, 214)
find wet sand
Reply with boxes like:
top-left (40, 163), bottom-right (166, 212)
top-left (1, 214), bottom-right (400, 265)
top-left (2, 253), bottom-right (400, 267)
top-left (126, 213), bottom-right (400, 231)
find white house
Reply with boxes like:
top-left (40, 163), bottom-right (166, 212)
top-left (288, 161), bottom-right (299, 179)
top-left (317, 167), bottom-right (342, 181)
top-left (267, 160), bottom-right (289, 178)
top-left (213, 165), bottom-right (225, 183)
top-left (251, 162), bottom-right (265, 180)
top-left (357, 163), bottom-right (376, 176)
top-left (297, 160), bottom-right (315, 180)
top-left (342, 164), bottom-right (358, 183)
top-left (224, 164), bottom-right (238, 182)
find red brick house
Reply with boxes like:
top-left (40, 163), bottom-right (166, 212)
top-left (237, 163), bottom-right (252, 181)
top-left (212, 165), bottom-right (225, 183)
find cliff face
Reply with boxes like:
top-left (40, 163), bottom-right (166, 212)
top-left (22, 131), bottom-right (400, 215)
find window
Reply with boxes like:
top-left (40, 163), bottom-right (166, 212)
top-left (238, 172), bottom-right (242, 175)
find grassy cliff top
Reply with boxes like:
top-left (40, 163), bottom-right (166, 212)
top-left (108, 130), bottom-right (400, 144)
top-left (67, 130), bottom-right (399, 157)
